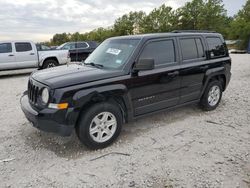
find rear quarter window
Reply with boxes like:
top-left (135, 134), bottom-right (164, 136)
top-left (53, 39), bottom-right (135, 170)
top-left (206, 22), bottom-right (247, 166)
top-left (15, 43), bottom-right (32, 52)
top-left (62, 43), bottom-right (76, 50)
top-left (77, 42), bottom-right (89, 49)
top-left (206, 37), bottom-right (226, 58)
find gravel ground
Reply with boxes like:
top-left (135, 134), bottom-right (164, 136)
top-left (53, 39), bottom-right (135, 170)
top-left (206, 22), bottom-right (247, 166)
top-left (0, 54), bottom-right (249, 188)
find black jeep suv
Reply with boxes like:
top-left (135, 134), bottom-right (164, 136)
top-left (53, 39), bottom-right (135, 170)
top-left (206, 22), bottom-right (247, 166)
top-left (21, 31), bottom-right (231, 149)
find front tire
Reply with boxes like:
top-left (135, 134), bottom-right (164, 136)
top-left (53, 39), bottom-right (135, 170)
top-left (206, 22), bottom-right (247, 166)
top-left (76, 102), bottom-right (123, 149)
top-left (200, 80), bottom-right (223, 111)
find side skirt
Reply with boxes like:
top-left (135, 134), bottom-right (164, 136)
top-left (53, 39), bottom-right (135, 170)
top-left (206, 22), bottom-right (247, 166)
top-left (131, 99), bottom-right (200, 121)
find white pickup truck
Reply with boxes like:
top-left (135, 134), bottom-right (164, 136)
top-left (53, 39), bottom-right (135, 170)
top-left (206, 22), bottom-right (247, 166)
top-left (0, 40), bottom-right (70, 70)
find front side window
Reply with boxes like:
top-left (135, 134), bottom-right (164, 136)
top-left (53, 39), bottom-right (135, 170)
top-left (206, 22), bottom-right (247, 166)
top-left (139, 40), bottom-right (175, 66)
top-left (15, 43), bottom-right (32, 52)
top-left (85, 39), bottom-right (139, 69)
top-left (207, 37), bottom-right (226, 58)
top-left (0, 43), bottom-right (12, 53)
top-left (180, 38), bottom-right (205, 60)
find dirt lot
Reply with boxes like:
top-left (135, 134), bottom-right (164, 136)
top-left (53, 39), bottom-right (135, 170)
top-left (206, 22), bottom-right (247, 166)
top-left (0, 54), bottom-right (249, 188)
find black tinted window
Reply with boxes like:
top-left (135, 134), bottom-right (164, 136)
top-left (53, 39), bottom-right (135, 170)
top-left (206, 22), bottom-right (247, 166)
top-left (180, 39), bottom-right (197, 60)
top-left (0, 43), bottom-right (12, 53)
top-left (15, 43), bottom-right (32, 52)
top-left (207, 37), bottom-right (226, 58)
top-left (180, 38), bottom-right (205, 60)
top-left (77, 42), bottom-right (88, 49)
top-left (196, 38), bottom-right (205, 58)
top-left (140, 40), bottom-right (175, 65)
top-left (62, 43), bottom-right (75, 50)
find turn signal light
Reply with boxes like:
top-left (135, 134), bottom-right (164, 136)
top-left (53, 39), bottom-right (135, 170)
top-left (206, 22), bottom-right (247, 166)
top-left (57, 103), bottom-right (68, 109)
top-left (48, 103), bottom-right (68, 109)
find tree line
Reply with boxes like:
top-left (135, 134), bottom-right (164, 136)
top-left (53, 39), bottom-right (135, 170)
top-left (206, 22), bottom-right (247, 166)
top-left (44, 0), bottom-right (250, 49)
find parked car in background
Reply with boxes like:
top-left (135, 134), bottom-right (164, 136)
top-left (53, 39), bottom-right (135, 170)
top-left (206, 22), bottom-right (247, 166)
top-left (36, 44), bottom-right (51, 51)
top-left (229, 49), bottom-right (246, 54)
top-left (0, 40), bottom-right (70, 70)
top-left (56, 41), bottom-right (99, 62)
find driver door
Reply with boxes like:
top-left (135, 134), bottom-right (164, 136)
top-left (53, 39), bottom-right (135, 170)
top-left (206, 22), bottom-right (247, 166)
top-left (0, 42), bottom-right (16, 70)
top-left (128, 38), bottom-right (181, 116)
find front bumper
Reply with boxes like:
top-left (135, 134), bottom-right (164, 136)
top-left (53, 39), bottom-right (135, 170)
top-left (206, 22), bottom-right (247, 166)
top-left (20, 94), bottom-right (74, 136)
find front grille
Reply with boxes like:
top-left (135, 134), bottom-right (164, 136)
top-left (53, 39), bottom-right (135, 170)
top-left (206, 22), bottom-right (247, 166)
top-left (28, 80), bottom-right (40, 104)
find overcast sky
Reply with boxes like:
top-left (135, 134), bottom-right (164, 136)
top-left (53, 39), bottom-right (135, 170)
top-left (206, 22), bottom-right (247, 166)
top-left (0, 0), bottom-right (246, 42)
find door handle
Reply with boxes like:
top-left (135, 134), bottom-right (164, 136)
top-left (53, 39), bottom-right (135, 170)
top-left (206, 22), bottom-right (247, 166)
top-left (30, 53), bottom-right (35, 55)
top-left (8, 54), bottom-right (14, 56)
top-left (200, 65), bottom-right (209, 70)
top-left (167, 71), bottom-right (179, 76)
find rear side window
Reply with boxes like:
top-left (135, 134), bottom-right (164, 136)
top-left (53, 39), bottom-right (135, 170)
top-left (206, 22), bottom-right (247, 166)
top-left (139, 40), bottom-right (175, 66)
top-left (180, 38), bottom-right (204, 60)
top-left (0, 43), bottom-right (12, 53)
top-left (196, 38), bottom-right (205, 58)
top-left (77, 42), bottom-right (88, 49)
top-left (62, 43), bottom-right (76, 50)
top-left (15, 43), bottom-right (32, 52)
top-left (207, 37), bottom-right (226, 58)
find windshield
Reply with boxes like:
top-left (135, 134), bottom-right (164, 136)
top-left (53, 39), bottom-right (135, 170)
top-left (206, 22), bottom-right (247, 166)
top-left (84, 39), bottom-right (139, 69)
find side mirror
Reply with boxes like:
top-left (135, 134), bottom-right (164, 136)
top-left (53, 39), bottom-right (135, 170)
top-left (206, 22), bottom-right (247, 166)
top-left (133, 58), bottom-right (155, 71)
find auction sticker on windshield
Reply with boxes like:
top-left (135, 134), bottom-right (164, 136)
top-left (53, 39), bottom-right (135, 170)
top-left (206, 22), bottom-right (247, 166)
top-left (106, 48), bottom-right (121, 55)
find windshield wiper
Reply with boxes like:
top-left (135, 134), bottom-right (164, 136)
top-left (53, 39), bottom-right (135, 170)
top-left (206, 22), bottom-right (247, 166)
top-left (83, 62), bottom-right (103, 68)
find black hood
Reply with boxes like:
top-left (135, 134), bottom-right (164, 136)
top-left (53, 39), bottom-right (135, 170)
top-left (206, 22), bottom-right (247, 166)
top-left (31, 64), bottom-right (125, 89)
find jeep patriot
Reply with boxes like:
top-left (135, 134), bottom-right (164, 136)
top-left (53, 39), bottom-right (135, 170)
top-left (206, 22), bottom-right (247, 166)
top-left (21, 31), bottom-right (231, 149)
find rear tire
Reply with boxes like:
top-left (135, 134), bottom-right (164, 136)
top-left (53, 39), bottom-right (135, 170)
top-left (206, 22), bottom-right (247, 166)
top-left (76, 102), bottom-right (123, 149)
top-left (200, 80), bottom-right (223, 111)
top-left (42, 59), bottom-right (58, 69)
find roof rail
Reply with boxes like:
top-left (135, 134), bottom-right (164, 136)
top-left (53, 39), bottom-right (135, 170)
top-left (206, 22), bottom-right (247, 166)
top-left (172, 30), bottom-right (216, 33)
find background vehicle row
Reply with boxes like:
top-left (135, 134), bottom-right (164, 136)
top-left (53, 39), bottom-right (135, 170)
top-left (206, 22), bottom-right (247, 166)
top-left (0, 40), bottom-right (70, 70)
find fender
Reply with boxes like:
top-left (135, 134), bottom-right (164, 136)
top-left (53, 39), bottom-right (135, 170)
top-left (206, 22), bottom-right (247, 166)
top-left (72, 84), bottom-right (133, 114)
top-left (38, 56), bottom-right (58, 67)
top-left (200, 66), bottom-right (226, 97)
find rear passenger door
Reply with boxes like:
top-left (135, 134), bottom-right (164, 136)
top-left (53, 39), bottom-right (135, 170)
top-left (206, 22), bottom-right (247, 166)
top-left (14, 42), bottom-right (37, 68)
top-left (178, 36), bottom-right (207, 104)
top-left (0, 42), bottom-right (16, 70)
top-left (129, 38), bottom-right (181, 116)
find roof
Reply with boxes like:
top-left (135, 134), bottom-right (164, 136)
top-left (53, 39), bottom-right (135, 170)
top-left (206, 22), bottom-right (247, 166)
top-left (0, 40), bottom-right (34, 44)
top-left (110, 31), bottom-right (222, 40)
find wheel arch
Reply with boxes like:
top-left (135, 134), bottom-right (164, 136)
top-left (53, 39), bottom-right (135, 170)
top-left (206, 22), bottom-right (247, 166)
top-left (73, 84), bottom-right (132, 127)
top-left (41, 57), bottom-right (59, 67)
top-left (201, 67), bottom-right (227, 97)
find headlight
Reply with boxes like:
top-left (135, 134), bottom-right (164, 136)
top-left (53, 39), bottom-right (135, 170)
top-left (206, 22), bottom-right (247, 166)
top-left (41, 88), bottom-right (49, 104)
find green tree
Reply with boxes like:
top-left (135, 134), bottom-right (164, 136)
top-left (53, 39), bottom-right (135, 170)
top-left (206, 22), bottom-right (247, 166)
top-left (114, 11), bottom-right (146, 35)
top-left (70, 32), bottom-right (84, 41)
top-left (199, 0), bottom-right (228, 34)
top-left (45, 0), bottom-right (250, 47)
top-left (178, 0), bottom-right (229, 36)
top-left (85, 27), bottom-right (114, 42)
top-left (178, 0), bottom-right (204, 30)
top-left (229, 0), bottom-right (250, 49)
top-left (142, 5), bottom-right (176, 33)
top-left (50, 33), bottom-right (70, 45)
